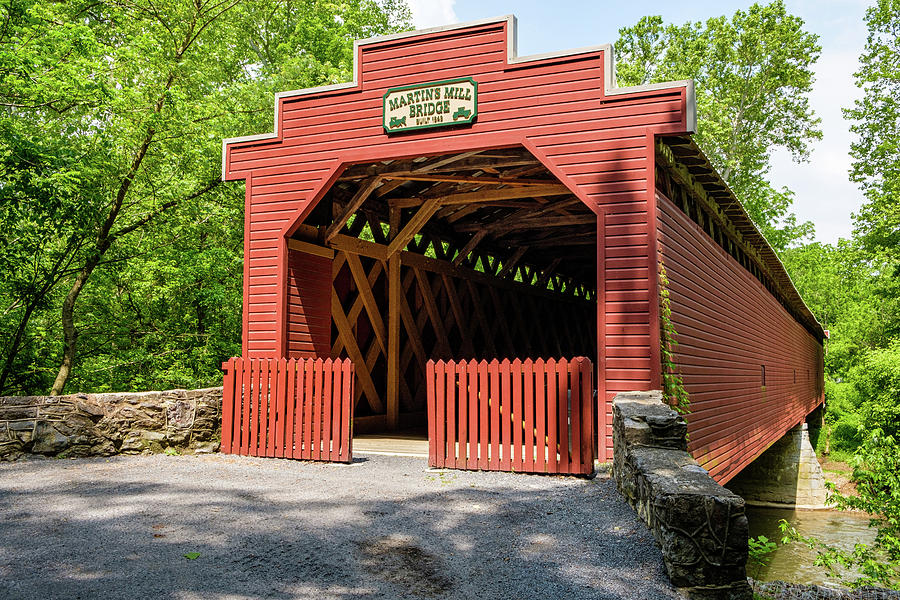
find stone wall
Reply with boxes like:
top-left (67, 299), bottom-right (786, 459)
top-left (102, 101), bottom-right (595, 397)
top-left (612, 391), bottom-right (752, 600)
top-left (726, 422), bottom-right (828, 509)
top-left (0, 388), bottom-right (222, 460)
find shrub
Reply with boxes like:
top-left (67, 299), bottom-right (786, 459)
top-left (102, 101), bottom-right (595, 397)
top-left (849, 341), bottom-right (900, 438)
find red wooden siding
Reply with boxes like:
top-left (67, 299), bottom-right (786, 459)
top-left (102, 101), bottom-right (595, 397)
top-left (221, 357), bottom-right (354, 462)
top-left (286, 249), bottom-right (332, 357)
top-left (656, 193), bottom-right (824, 483)
top-left (223, 18), bottom-right (694, 420)
top-left (426, 357), bottom-right (595, 476)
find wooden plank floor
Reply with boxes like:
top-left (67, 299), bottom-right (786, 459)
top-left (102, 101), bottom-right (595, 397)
top-left (354, 430), bottom-right (428, 457)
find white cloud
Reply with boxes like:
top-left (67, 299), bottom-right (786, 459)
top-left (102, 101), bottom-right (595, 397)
top-left (768, 4), bottom-right (868, 245)
top-left (406, 0), bottom-right (457, 29)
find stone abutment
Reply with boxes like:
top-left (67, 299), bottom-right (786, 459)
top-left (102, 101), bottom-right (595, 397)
top-left (612, 390), bottom-right (752, 600)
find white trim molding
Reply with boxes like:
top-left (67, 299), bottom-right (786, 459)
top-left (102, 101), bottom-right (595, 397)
top-left (221, 14), bottom-right (697, 180)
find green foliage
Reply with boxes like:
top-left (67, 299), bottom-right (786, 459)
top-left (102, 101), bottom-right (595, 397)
top-left (778, 344), bottom-right (900, 590)
top-left (748, 535), bottom-right (778, 579)
top-left (844, 0), bottom-right (900, 257)
top-left (782, 239), bottom-right (899, 458)
top-left (774, 4), bottom-right (900, 587)
top-left (659, 261), bottom-right (689, 414)
top-left (615, 2), bottom-right (821, 250)
top-left (0, 1), bottom-right (411, 395)
top-left (781, 430), bottom-right (900, 592)
top-left (848, 342), bottom-right (900, 439)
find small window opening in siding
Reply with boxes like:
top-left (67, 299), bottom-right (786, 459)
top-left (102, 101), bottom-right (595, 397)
top-left (761, 365), bottom-right (766, 388)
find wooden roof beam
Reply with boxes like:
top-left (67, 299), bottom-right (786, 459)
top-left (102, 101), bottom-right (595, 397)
top-left (536, 257), bottom-right (562, 288)
top-left (340, 156), bottom-right (541, 180)
top-left (496, 246), bottom-right (528, 279)
top-left (381, 174), bottom-right (556, 186)
top-left (451, 229), bottom-right (488, 267)
top-left (389, 184), bottom-right (571, 208)
top-left (372, 151), bottom-right (482, 197)
top-left (325, 176), bottom-right (382, 242)
top-left (386, 196), bottom-right (443, 257)
top-left (504, 229), bottom-right (595, 247)
top-left (455, 213), bottom-right (595, 233)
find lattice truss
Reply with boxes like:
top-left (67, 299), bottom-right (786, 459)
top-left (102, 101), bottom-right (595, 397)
top-left (291, 147), bottom-right (598, 420)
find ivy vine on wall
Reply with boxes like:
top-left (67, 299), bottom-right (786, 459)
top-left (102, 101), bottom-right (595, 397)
top-left (659, 259), bottom-right (690, 415)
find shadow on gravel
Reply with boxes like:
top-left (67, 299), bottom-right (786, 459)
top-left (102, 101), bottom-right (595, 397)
top-left (0, 456), bottom-right (677, 600)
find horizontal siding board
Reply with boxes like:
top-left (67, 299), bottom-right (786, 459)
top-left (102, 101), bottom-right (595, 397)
top-left (657, 193), bottom-right (823, 484)
top-left (287, 249), bottom-right (332, 358)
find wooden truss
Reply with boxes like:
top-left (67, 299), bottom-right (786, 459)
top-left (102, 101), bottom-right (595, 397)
top-left (290, 147), bottom-right (598, 430)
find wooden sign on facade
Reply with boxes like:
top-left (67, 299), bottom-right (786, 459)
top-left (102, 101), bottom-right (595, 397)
top-left (383, 77), bottom-right (477, 133)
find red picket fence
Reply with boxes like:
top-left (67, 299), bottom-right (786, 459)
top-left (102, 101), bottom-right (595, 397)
top-left (221, 357), bottom-right (354, 462)
top-left (426, 357), bottom-right (594, 476)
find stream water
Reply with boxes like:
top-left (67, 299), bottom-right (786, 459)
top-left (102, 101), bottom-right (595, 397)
top-left (745, 505), bottom-right (877, 585)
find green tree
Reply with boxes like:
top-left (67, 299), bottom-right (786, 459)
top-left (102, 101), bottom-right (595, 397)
top-left (777, 7), bottom-right (900, 585)
top-left (845, 0), bottom-right (900, 256)
top-left (0, 0), bottom-right (411, 395)
top-left (615, 2), bottom-right (821, 250)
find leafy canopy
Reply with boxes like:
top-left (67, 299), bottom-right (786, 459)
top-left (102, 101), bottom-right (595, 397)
top-left (615, 1), bottom-right (821, 251)
top-left (845, 0), bottom-right (900, 256)
top-left (0, 0), bottom-right (411, 394)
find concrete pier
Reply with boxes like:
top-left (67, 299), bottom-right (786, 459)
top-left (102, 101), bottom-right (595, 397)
top-left (726, 422), bottom-right (828, 509)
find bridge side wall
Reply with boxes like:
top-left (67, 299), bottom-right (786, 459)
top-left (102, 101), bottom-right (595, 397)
top-left (656, 193), bottom-right (824, 484)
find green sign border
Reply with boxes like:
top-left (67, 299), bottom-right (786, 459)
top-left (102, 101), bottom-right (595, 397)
top-left (383, 77), bottom-right (478, 134)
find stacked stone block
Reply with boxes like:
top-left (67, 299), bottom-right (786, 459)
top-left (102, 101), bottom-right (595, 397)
top-left (0, 388), bottom-right (222, 460)
top-left (612, 391), bottom-right (752, 600)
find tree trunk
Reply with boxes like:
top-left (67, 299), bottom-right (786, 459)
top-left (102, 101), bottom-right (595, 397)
top-left (47, 10), bottom-right (220, 395)
top-left (49, 258), bottom-right (98, 395)
top-left (0, 238), bottom-right (80, 394)
top-left (0, 300), bottom-right (41, 394)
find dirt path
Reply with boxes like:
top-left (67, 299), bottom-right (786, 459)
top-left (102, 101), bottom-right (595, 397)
top-left (0, 453), bottom-right (679, 600)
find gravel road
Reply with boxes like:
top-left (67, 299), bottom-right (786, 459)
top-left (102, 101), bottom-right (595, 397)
top-left (0, 453), bottom-right (679, 600)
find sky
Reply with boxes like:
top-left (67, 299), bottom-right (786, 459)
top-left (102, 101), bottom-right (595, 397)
top-left (405, 0), bottom-right (872, 245)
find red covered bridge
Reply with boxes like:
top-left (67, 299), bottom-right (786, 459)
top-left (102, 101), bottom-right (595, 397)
top-left (219, 16), bottom-right (824, 483)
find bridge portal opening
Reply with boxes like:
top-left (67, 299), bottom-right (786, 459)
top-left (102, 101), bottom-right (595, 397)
top-left (285, 146), bottom-right (598, 435)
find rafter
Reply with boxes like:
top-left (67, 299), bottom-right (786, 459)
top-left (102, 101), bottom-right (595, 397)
top-left (450, 230), bottom-right (488, 267)
top-left (325, 176), bottom-right (382, 242)
top-left (386, 196), bottom-right (443, 257)
top-left (381, 174), bottom-right (556, 186)
top-left (496, 246), bottom-right (528, 279)
top-left (389, 184), bottom-right (571, 209)
top-left (372, 151), bottom-right (482, 198)
top-left (338, 156), bottom-right (540, 181)
top-left (455, 213), bottom-right (595, 233)
top-left (536, 257), bottom-right (562, 288)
